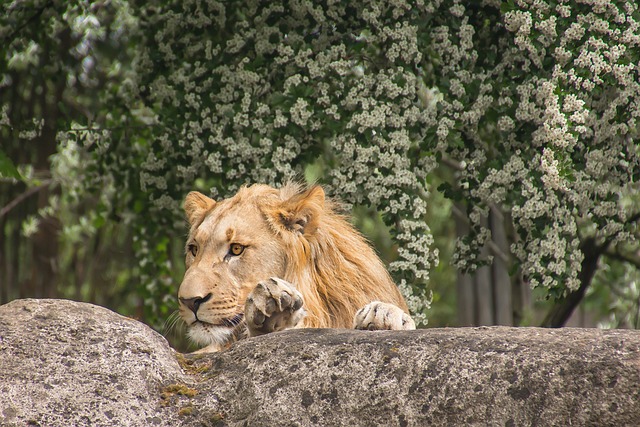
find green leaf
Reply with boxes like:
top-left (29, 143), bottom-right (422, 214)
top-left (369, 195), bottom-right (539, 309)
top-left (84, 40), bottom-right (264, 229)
top-left (0, 150), bottom-right (21, 180)
top-left (269, 93), bottom-right (287, 106)
top-left (500, 0), bottom-right (516, 14)
top-left (93, 214), bottom-right (106, 229)
top-left (155, 237), bottom-right (169, 253)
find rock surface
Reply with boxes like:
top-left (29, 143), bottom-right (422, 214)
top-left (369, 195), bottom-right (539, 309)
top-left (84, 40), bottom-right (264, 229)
top-left (1, 299), bottom-right (640, 426)
top-left (0, 299), bottom-right (185, 426)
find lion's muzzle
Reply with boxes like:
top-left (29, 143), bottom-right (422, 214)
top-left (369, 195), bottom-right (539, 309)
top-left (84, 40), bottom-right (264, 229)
top-left (179, 293), bottom-right (212, 319)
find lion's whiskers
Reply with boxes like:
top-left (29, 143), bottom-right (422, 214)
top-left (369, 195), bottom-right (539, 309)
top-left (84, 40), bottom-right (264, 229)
top-left (221, 313), bottom-right (244, 328)
top-left (163, 310), bottom-right (185, 337)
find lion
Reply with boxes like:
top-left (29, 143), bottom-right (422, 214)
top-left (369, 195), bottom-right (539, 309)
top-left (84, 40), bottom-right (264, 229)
top-left (178, 183), bottom-right (415, 352)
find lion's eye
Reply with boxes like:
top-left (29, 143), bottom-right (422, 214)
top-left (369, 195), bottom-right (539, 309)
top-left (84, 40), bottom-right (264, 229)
top-left (188, 244), bottom-right (197, 257)
top-left (229, 243), bottom-right (245, 256)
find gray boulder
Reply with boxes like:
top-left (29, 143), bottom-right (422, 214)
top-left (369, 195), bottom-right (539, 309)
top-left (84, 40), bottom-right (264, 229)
top-left (0, 299), bottom-right (185, 426)
top-left (1, 298), bottom-right (639, 426)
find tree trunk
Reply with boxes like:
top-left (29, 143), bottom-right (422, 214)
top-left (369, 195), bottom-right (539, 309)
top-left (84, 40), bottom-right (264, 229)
top-left (490, 205), bottom-right (513, 325)
top-left (475, 255), bottom-right (494, 325)
top-left (455, 201), bottom-right (476, 326)
top-left (456, 205), bottom-right (516, 326)
top-left (540, 237), bottom-right (601, 327)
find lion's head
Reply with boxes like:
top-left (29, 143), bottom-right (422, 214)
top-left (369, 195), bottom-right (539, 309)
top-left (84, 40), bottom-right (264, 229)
top-left (178, 183), bottom-right (408, 350)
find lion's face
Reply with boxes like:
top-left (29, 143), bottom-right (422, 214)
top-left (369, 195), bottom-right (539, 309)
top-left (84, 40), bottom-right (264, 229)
top-left (178, 185), bottom-right (317, 348)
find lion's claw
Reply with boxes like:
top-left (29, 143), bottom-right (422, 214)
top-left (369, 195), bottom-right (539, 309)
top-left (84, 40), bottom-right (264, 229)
top-left (245, 277), bottom-right (305, 336)
top-left (353, 301), bottom-right (416, 331)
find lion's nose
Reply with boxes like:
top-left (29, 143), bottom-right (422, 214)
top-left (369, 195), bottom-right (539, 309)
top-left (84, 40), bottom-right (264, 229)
top-left (179, 293), bottom-right (213, 315)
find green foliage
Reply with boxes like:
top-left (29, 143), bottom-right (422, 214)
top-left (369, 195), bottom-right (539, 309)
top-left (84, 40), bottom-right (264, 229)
top-left (587, 257), bottom-right (640, 328)
top-left (66, 0), bottom-right (441, 325)
top-left (427, 0), bottom-right (640, 298)
top-left (2, 0), bottom-right (640, 332)
top-left (0, 150), bottom-right (21, 180)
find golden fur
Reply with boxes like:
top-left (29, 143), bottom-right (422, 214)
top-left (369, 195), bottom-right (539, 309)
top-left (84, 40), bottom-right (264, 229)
top-left (178, 183), bottom-right (410, 350)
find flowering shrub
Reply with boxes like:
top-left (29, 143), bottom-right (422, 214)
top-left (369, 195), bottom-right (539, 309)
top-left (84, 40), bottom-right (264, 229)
top-left (3, 0), bottom-right (639, 327)
top-left (432, 0), bottom-right (640, 299)
top-left (88, 0), bottom-right (440, 325)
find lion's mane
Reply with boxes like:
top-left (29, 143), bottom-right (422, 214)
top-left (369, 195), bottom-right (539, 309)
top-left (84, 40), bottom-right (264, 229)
top-left (257, 183), bottom-right (408, 328)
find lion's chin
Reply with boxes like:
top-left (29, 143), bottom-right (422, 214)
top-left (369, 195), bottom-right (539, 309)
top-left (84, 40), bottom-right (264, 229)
top-left (187, 322), bottom-right (235, 348)
top-left (188, 313), bottom-right (245, 347)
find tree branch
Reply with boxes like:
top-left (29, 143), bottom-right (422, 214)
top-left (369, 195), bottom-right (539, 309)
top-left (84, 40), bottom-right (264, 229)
top-left (0, 180), bottom-right (52, 219)
top-left (540, 211), bottom-right (640, 327)
top-left (604, 248), bottom-right (640, 270)
top-left (3, 1), bottom-right (54, 43)
top-left (540, 237), bottom-right (608, 327)
top-left (440, 155), bottom-right (465, 171)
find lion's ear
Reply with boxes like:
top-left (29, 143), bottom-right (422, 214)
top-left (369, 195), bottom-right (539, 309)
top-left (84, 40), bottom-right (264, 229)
top-left (184, 191), bottom-right (216, 225)
top-left (277, 185), bottom-right (325, 234)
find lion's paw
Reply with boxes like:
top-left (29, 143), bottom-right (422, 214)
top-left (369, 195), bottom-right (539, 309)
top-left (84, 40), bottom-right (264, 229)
top-left (353, 301), bottom-right (416, 331)
top-left (245, 277), bottom-right (305, 336)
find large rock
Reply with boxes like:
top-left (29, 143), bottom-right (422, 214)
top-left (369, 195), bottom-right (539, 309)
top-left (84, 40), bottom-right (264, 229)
top-left (1, 299), bottom-right (639, 426)
top-left (0, 299), bottom-right (186, 426)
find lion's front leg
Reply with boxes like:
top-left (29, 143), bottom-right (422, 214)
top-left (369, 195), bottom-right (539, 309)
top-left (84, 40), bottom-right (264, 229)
top-left (245, 277), bottom-right (306, 337)
top-left (353, 301), bottom-right (416, 331)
